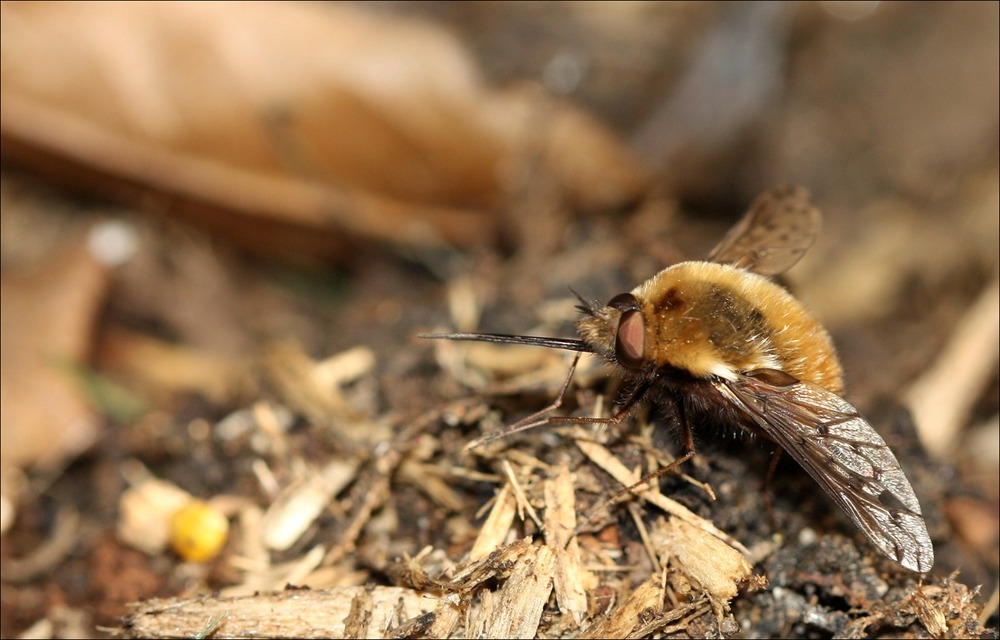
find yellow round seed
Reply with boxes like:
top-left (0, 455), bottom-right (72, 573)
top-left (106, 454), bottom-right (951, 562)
top-left (169, 500), bottom-right (229, 563)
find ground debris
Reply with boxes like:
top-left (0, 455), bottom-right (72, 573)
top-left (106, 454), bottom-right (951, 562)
top-left (741, 545), bottom-right (995, 638)
top-left (2, 6), bottom-right (996, 639)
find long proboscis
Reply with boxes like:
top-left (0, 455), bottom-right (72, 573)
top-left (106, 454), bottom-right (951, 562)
top-left (418, 332), bottom-right (593, 353)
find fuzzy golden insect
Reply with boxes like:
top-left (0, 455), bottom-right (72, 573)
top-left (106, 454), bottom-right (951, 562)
top-left (423, 186), bottom-right (934, 573)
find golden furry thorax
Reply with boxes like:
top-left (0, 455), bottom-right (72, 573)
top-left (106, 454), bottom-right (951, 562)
top-left (577, 261), bottom-right (844, 394)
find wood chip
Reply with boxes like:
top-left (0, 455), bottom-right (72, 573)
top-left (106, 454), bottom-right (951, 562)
top-left (544, 464), bottom-right (593, 624)
top-left (98, 328), bottom-right (244, 403)
top-left (574, 430), bottom-right (750, 556)
top-left (397, 458), bottom-right (466, 512)
top-left (425, 600), bottom-right (461, 638)
top-left (502, 460), bottom-right (542, 528)
top-left (581, 573), bottom-right (663, 638)
top-left (123, 586), bottom-right (433, 639)
top-left (468, 483), bottom-right (517, 562)
top-left (652, 517), bottom-right (752, 601)
top-left (324, 449), bottom-right (400, 566)
top-left (451, 537), bottom-right (534, 592)
top-left (476, 544), bottom-right (556, 639)
top-left (261, 459), bottom-right (360, 551)
top-left (312, 346), bottom-right (376, 388)
top-left (905, 277), bottom-right (1000, 458)
top-left (343, 588), bottom-right (373, 639)
top-left (116, 474), bottom-right (192, 556)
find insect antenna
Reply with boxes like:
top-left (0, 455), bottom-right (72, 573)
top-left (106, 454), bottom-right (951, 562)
top-left (569, 287), bottom-right (600, 316)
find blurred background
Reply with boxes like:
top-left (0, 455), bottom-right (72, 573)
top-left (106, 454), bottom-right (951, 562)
top-left (1, 2), bottom-right (997, 637)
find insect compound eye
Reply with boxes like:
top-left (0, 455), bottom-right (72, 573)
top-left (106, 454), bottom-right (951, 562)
top-left (615, 308), bottom-right (646, 370)
top-left (607, 292), bottom-right (641, 312)
top-left (606, 293), bottom-right (645, 369)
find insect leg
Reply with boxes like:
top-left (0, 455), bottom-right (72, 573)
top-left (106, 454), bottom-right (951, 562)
top-left (550, 376), bottom-right (653, 431)
top-left (464, 353), bottom-right (583, 450)
top-left (589, 397), bottom-right (699, 522)
top-left (678, 395), bottom-right (696, 456)
top-left (763, 446), bottom-right (783, 529)
top-left (631, 397), bottom-right (697, 488)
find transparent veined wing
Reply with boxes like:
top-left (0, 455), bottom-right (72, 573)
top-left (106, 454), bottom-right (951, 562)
top-left (716, 370), bottom-right (934, 573)
top-left (707, 185), bottom-right (821, 276)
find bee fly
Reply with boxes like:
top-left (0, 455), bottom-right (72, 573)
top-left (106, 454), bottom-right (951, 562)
top-left (421, 186), bottom-right (933, 573)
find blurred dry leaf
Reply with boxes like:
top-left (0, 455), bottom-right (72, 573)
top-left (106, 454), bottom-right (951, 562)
top-left (0, 235), bottom-right (109, 473)
top-left (98, 328), bottom-right (246, 404)
top-left (117, 474), bottom-right (192, 557)
top-left (0, 2), bottom-right (648, 261)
